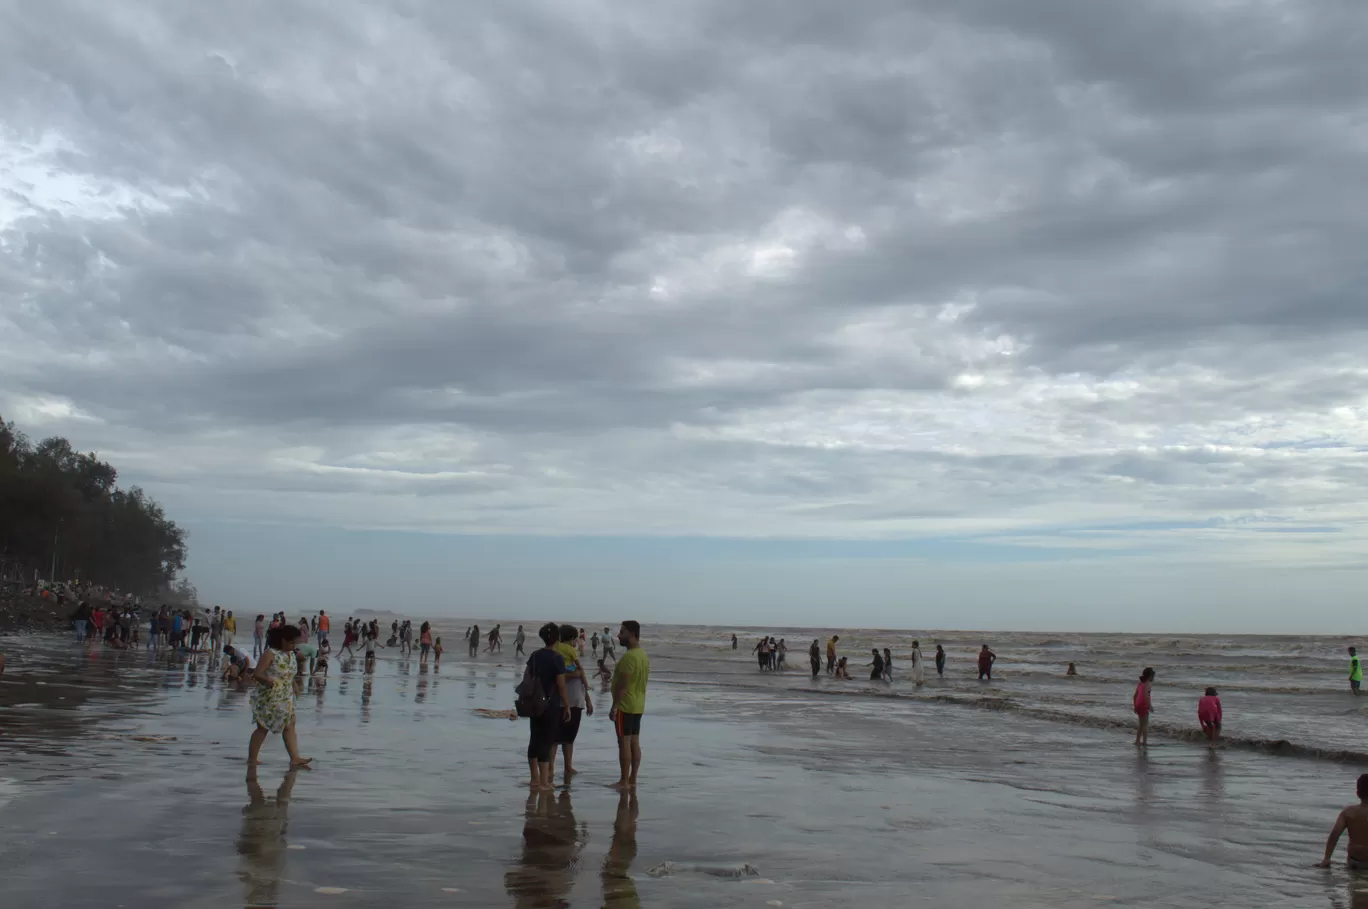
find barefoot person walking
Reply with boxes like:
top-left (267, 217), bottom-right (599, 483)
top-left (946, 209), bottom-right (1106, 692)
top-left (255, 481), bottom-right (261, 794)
top-left (609, 621), bottom-right (650, 790)
top-left (247, 625), bottom-right (312, 768)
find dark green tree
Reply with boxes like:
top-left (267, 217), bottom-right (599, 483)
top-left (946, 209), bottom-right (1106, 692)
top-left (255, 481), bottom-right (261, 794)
top-left (0, 416), bottom-right (188, 594)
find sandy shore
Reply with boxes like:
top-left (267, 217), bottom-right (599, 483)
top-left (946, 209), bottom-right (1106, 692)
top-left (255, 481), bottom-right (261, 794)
top-left (0, 634), bottom-right (1363, 907)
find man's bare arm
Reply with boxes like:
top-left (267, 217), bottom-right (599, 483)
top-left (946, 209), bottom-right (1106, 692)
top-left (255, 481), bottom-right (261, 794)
top-left (1318, 811), bottom-right (1348, 867)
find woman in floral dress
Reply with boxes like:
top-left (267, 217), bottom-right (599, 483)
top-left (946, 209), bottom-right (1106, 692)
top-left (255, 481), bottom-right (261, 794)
top-left (248, 624), bottom-right (312, 767)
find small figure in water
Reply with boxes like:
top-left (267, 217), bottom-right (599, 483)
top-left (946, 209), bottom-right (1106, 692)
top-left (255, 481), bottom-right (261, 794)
top-left (595, 658), bottom-right (612, 687)
top-left (868, 648), bottom-right (885, 681)
top-left (1066, 662), bottom-right (1077, 677)
top-left (1350, 647), bottom-right (1362, 697)
top-left (809, 639), bottom-right (821, 677)
top-left (1133, 667), bottom-right (1155, 747)
top-left (910, 640), bottom-right (924, 686)
top-left (883, 647), bottom-right (894, 682)
top-left (731, 633), bottom-right (738, 650)
top-left (433, 637), bottom-right (443, 665)
top-left (468, 624), bottom-right (480, 658)
top-left (515, 625), bottom-right (527, 657)
top-left (1198, 687), bottom-right (1221, 749)
top-left (1316, 774), bottom-right (1368, 869)
top-left (834, 657), bottom-right (852, 680)
top-left (977, 644), bottom-right (996, 680)
top-left (935, 644), bottom-right (945, 677)
top-left (753, 637), bottom-right (770, 671)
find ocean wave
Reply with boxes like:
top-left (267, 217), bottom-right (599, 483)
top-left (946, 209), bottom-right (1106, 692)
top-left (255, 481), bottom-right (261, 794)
top-left (666, 674), bottom-right (1368, 764)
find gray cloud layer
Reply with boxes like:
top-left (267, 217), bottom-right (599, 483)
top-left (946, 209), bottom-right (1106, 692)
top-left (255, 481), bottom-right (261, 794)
top-left (3, 0), bottom-right (1367, 570)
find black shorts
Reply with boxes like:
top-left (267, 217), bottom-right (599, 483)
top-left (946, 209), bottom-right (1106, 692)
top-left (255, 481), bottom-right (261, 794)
top-left (614, 711), bottom-right (643, 738)
top-left (559, 707), bottom-right (584, 744)
top-left (527, 710), bottom-right (563, 762)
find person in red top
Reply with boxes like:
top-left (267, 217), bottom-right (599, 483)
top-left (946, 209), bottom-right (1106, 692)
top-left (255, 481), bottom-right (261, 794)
top-left (1133, 667), bottom-right (1156, 746)
top-left (977, 645), bottom-right (996, 680)
top-left (1198, 687), bottom-right (1222, 749)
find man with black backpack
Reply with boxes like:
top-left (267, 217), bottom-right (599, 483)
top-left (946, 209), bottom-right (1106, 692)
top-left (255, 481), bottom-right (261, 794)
top-left (516, 622), bottom-right (572, 792)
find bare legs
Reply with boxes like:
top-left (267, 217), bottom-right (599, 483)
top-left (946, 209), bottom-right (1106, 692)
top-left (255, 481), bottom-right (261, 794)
top-left (613, 735), bottom-right (641, 789)
top-left (248, 724), bottom-right (269, 765)
top-left (560, 743), bottom-right (576, 783)
top-left (528, 755), bottom-right (554, 792)
top-left (282, 721), bottom-right (311, 766)
top-left (1134, 714), bottom-right (1149, 747)
top-left (247, 721), bottom-right (312, 767)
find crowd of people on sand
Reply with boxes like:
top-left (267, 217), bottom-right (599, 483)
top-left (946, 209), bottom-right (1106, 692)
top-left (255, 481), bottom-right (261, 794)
top-left (238, 616), bottom-right (652, 798)
top-left (21, 597), bottom-right (1368, 871)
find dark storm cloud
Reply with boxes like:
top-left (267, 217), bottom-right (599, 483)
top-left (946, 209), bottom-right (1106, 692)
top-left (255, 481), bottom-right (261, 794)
top-left (1, 0), bottom-right (1366, 552)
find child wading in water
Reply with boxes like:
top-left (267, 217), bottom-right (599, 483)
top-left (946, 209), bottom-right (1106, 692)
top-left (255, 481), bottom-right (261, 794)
top-left (1198, 687), bottom-right (1222, 749)
top-left (248, 624), bottom-right (312, 768)
top-left (1133, 667), bottom-right (1155, 746)
top-left (433, 637), bottom-right (443, 665)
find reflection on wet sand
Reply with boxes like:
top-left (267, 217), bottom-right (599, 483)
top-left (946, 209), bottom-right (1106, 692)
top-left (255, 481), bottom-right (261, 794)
top-left (236, 770), bottom-right (299, 908)
top-left (602, 791), bottom-right (640, 909)
top-left (505, 790), bottom-right (584, 909)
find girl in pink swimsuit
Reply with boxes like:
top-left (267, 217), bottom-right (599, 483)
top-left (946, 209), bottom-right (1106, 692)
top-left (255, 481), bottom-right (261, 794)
top-left (1198, 687), bottom-right (1222, 749)
top-left (1133, 667), bottom-right (1155, 746)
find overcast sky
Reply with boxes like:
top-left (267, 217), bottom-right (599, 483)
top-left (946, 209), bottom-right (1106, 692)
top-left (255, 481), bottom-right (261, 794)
top-left (3, 1), bottom-right (1367, 632)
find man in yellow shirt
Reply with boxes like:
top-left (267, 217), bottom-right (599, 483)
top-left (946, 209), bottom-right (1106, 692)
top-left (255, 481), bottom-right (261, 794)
top-left (223, 611), bottom-right (237, 647)
top-left (610, 621), bottom-right (649, 790)
top-left (826, 635), bottom-right (840, 675)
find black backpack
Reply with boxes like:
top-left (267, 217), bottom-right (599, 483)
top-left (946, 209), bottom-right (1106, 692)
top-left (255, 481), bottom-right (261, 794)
top-left (515, 658), bottom-right (548, 718)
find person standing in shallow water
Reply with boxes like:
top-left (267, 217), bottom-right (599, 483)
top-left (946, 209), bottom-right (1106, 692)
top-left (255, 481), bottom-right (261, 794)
top-left (1350, 647), bottom-right (1362, 697)
top-left (554, 623), bottom-right (593, 784)
top-left (935, 644), bottom-right (946, 678)
top-left (515, 625), bottom-right (527, 657)
top-left (809, 639), bottom-right (821, 677)
top-left (610, 621), bottom-right (650, 790)
top-left (731, 633), bottom-right (738, 650)
top-left (868, 648), bottom-right (885, 681)
top-left (524, 623), bottom-right (571, 792)
top-left (469, 624), bottom-right (480, 658)
top-left (1133, 667), bottom-right (1155, 747)
top-left (826, 635), bottom-right (839, 675)
top-left (977, 645), bottom-right (996, 680)
top-left (247, 624), bottom-right (312, 768)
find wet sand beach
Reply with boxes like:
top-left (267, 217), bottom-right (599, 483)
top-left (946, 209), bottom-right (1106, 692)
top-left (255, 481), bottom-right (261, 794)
top-left (2, 628), bottom-right (1367, 908)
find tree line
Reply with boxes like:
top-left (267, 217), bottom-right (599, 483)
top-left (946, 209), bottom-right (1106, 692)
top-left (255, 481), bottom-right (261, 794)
top-left (0, 416), bottom-right (187, 595)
